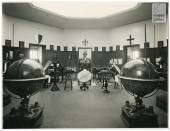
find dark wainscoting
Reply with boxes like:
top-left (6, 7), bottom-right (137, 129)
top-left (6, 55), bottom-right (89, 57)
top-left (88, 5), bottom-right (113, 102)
top-left (3, 46), bottom-right (30, 62)
top-left (139, 47), bottom-right (168, 65)
top-left (92, 50), bottom-right (124, 67)
top-left (44, 50), bottom-right (78, 67)
top-left (3, 46), bottom-right (168, 68)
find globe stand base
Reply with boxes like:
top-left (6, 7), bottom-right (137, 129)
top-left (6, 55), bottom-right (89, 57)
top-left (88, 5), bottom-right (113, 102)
top-left (102, 79), bottom-right (110, 93)
top-left (80, 83), bottom-right (89, 91)
top-left (103, 89), bottom-right (110, 93)
top-left (3, 100), bottom-right (43, 128)
top-left (121, 100), bottom-right (158, 127)
top-left (3, 93), bottom-right (11, 107)
top-left (51, 83), bottom-right (60, 91)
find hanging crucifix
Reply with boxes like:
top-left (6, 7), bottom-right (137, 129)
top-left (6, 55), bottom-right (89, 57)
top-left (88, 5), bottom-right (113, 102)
top-left (82, 39), bottom-right (88, 47)
top-left (127, 35), bottom-right (135, 46)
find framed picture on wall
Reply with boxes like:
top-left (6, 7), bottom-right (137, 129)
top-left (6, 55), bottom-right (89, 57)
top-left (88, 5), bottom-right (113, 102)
top-left (109, 46), bottom-right (113, 51)
top-left (78, 48), bottom-right (92, 60)
top-left (116, 45), bottom-right (120, 51)
top-left (72, 46), bottom-right (76, 51)
top-left (64, 46), bottom-right (68, 51)
top-left (19, 41), bottom-right (25, 48)
top-left (144, 42), bottom-right (150, 48)
top-left (5, 40), bottom-right (11, 47)
top-left (102, 47), bottom-right (106, 51)
top-left (94, 47), bottom-right (98, 51)
top-left (50, 45), bottom-right (54, 50)
top-left (78, 47), bottom-right (92, 69)
top-left (57, 46), bottom-right (60, 51)
top-left (158, 41), bottom-right (164, 47)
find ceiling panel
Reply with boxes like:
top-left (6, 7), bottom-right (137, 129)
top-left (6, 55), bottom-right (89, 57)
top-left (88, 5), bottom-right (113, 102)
top-left (3, 3), bottom-right (152, 29)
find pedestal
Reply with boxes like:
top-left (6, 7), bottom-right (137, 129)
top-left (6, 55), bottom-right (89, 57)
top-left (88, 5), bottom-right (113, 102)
top-left (121, 101), bottom-right (158, 128)
top-left (51, 83), bottom-right (60, 91)
top-left (3, 102), bottom-right (44, 128)
top-left (103, 89), bottom-right (110, 93)
top-left (102, 79), bottom-right (110, 93)
top-left (80, 82), bottom-right (89, 91)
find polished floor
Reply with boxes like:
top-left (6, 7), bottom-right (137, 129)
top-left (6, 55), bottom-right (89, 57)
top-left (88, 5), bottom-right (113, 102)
top-left (3, 79), bottom-right (168, 128)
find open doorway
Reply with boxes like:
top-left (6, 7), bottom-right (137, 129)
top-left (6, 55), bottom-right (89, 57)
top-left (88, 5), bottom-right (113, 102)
top-left (29, 44), bottom-right (43, 64)
top-left (123, 44), bottom-right (140, 63)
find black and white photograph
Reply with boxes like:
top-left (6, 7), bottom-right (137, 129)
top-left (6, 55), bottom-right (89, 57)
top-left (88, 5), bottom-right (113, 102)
top-left (2, 1), bottom-right (168, 128)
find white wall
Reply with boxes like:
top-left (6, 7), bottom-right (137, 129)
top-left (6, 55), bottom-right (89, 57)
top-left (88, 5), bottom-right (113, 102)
top-left (3, 14), bottom-right (168, 51)
top-left (3, 14), bottom-right (62, 50)
top-left (60, 29), bottom-right (112, 51)
top-left (110, 19), bottom-right (168, 49)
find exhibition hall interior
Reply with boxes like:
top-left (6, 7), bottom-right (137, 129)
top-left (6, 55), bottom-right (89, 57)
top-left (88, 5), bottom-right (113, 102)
top-left (2, 2), bottom-right (168, 128)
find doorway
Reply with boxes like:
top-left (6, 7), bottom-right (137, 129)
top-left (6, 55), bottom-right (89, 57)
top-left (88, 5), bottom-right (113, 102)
top-left (29, 44), bottom-right (46, 65)
top-left (123, 44), bottom-right (140, 63)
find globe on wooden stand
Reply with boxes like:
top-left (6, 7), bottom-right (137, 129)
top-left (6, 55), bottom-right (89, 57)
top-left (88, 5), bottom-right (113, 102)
top-left (3, 59), bottom-right (48, 128)
top-left (98, 69), bottom-right (110, 93)
top-left (50, 61), bottom-right (60, 91)
top-left (77, 69), bottom-right (92, 91)
top-left (120, 59), bottom-right (164, 127)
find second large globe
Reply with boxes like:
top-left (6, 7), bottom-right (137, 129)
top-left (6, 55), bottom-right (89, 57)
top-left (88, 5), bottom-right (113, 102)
top-left (4, 59), bottom-right (48, 98)
top-left (120, 59), bottom-right (160, 97)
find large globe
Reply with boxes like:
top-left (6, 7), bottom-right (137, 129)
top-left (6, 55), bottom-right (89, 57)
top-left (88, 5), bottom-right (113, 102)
top-left (4, 59), bottom-right (48, 98)
top-left (120, 59), bottom-right (161, 97)
top-left (77, 69), bottom-right (92, 82)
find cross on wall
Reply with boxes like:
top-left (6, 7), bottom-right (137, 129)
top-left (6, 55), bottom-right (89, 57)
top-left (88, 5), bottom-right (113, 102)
top-left (82, 39), bottom-right (88, 47)
top-left (127, 35), bottom-right (135, 46)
